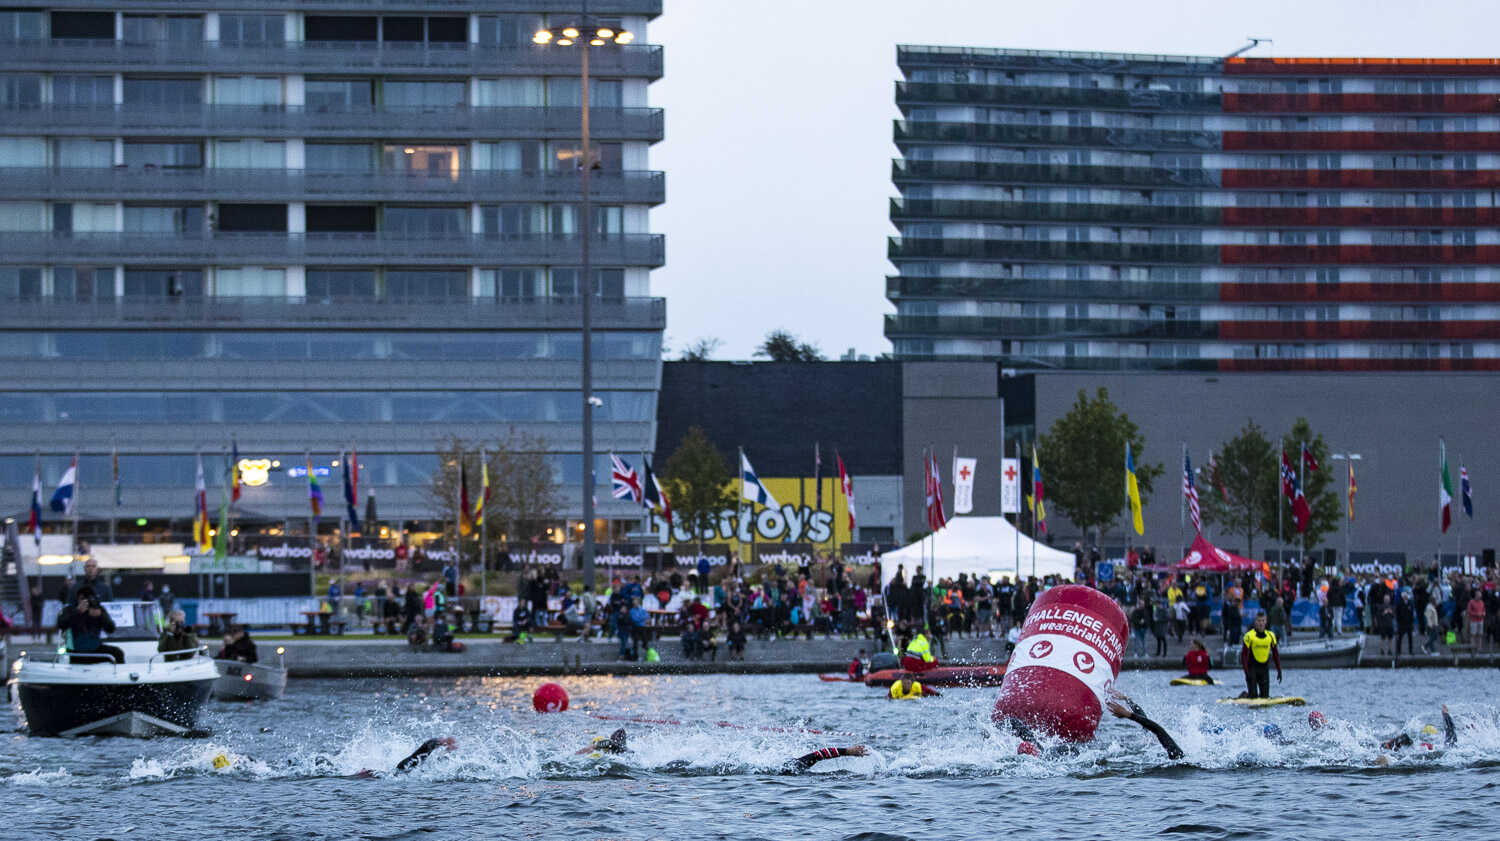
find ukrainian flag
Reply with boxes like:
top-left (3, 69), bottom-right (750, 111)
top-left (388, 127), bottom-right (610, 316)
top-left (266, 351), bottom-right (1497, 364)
top-left (1125, 442), bottom-right (1144, 536)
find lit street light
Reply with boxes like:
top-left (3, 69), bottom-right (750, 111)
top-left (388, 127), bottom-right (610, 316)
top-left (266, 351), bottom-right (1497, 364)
top-left (534, 14), bottom-right (634, 590)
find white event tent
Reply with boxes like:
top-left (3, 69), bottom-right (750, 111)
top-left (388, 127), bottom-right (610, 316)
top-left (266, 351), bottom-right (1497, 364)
top-left (879, 516), bottom-right (1077, 590)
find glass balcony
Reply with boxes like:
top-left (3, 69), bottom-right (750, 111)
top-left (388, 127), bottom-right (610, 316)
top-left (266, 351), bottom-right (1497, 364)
top-left (884, 313), bottom-right (1217, 340)
top-left (888, 347), bottom-right (1220, 372)
top-left (890, 198), bottom-right (1220, 226)
top-left (0, 104), bottom-right (665, 142)
top-left (0, 231), bottom-right (667, 267)
top-left (894, 120), bottom-right (1219, 152)
top-left (885, 275), bottom-right (1221, 303)
top-left (5, 167), bottom-right (666, 205)
top-left (895, 81), bottom-right (1219, 111)
top-left (888, 236), bottom-right (1217, 264)
top-left (893, 159), bottom-right (1221, 189)
top-left (0, 294), bottom-right (667, 331)
top-left (38, 0), bottom-right (662, 12)
top-left (0, 39), bottom-right (663, 78)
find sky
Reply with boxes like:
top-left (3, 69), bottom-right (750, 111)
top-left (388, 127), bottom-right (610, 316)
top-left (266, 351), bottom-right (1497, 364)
top-left (647, 0), bottom-right (1500, 360)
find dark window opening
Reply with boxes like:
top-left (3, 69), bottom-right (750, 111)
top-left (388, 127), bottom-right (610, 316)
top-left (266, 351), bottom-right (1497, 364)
top-left (427, 17), bottom-right (466, 43)
top-left (217, 203), bottom-right (287, 233)
top-left (382, 16), bottom-right (422, 41)
top-left (305, 16), bottom-right (377, 42)
top-left (306, 205), bottom-right (377, 233)
top-left (50, 11), bottom-right (113, 39)
top-left (124, 268), bottom-right (204, 298)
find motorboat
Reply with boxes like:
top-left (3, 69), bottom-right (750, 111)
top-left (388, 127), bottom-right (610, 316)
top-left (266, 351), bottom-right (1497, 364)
top-left (212, 646), bottom-right (288, 701)
top-left (14, 601), bottom-right (217, 737)
top-left (1221, 633), bottom-right (1364, 668)
top-left (863, 664), bottom-right (1008, 688)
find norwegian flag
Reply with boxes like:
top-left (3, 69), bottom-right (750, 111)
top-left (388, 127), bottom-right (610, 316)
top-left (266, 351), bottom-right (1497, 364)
top-left (925, 451), bottom-right (948, 531)
top-left (1280, 449), bottom-right (1312, 533)
top-left (1301, 442), bottom-right (1319, 472)
top-left (1183, 451), bottom-right (1201, 533)
top-left (610, 453), bottom-right (643, 503)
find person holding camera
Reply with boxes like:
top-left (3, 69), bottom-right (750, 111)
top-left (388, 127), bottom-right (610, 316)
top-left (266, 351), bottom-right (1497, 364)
top-left (215, 625), bottom-right (257, 663)
top-left (57, 587), bottom-right (123, 664)
top-left (158, 610), bottom-right (200, 662)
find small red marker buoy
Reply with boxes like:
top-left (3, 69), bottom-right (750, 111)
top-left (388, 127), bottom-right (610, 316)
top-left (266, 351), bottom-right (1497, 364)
top-left (532, 682), bottom-right (569, 712)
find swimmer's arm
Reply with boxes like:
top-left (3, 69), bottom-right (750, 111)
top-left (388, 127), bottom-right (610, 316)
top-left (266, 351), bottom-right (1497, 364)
top-left (922, 685), bottom-right (942, 697)
top-left (1443, 705), bottom-right (1457, 747)
top-left (785, 745), bottom-right (867, 772)
top-left (1107, 701), bottom-right (1184, 760)
top-left (1271, 644), bottom-right (1281, 680)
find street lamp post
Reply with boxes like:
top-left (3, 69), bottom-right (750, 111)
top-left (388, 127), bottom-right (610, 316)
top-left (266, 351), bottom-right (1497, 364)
top-left (1330, 452), bottom-right (1362, 569)
top-left (535, 17), bottom-right (634, 591)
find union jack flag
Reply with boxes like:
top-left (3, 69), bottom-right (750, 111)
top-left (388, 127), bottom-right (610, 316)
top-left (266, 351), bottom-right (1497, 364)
top-left (610, 453), bottom-right (643, 503)
top-left (1183, 451), bottom-right (1201, 533)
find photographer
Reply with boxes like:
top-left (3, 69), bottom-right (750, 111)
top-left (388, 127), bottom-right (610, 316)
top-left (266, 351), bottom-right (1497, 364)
top-left (158, 610), bottom-right (200, 662)
top-left (57, 587), bottom-right (122, 664)
top-left (215, 625), bottom-right (257, 663)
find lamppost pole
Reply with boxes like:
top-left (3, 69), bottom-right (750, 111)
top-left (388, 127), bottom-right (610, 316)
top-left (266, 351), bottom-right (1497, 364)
top-left (1330, 452), bottom-right (1361, 569)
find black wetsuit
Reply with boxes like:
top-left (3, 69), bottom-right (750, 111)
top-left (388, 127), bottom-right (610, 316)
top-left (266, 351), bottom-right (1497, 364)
top-left (1119, 699), bottom-right (1184, 759)
top-left (783, 747), bottom-right (862, 772)
top-left (1381, 710), bottom-right (1457, 752)
top-left (395, 738), bottom-right (449, 773)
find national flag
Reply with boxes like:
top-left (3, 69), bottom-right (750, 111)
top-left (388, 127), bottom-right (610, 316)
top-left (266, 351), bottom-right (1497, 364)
top-left (1280, 449), bottom-right (1312, 533)
top-left (642, 456), bottom-right (672, 526)
top-left (925, 451), bottom-right (947, 531)
top-left (193, 453), bottom-right (211, 553)
top-left (474, 450), bottom-right (489, 527)
top-left (837, 451), bottom-right (856, 531)
top-left (610, 453), bottom-right (643, 503)
top-left (458, 458), bottom-right (473, 536)
top-left (1301, 442), bottom-right (1319, 472)
top-left (814, 443), bottom-right (823, 510)
top-left (28, 461), bottom-right (42, 547)
top-left (1125, 442), bottom-right (1144, 536)
top-left (1208, 449), bottom-right (1230, 503)
top-left (1461, 465), bottom-right (1473, 519)
top-left (342, 446), bottom-right (359, 528)
top-left (741, 451), bottom-right (778, 508)
top-left (1347, 459), bottom-right (1357, 521)
top-left (307, 453), bottom-right (323, 521)
top-left (112, 444), bottom-right (122, 507)
top-left (1183, 451), bottom-right (1201, 533)
top-left (230, 438), bottom-right (241, 503)
top-left (1440, 440), bottom-right (1452, 530)
top-left (50, 455), bottom-right (77, 514)
top-left (1031, 444), bottom-right (1047, 534)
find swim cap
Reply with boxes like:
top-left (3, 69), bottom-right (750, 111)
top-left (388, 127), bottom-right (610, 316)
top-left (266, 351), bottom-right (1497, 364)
top-left (1261, 724), bottom-right (1282, 740)
top-left (1016, 741), bottom-right (1040, 756)
top-left (212, 754), bottom-right (231, 770)
top-left (1421, 724), bottom-right (1439, 736)
top-left (1307, 711), bottom-right (1327, 729)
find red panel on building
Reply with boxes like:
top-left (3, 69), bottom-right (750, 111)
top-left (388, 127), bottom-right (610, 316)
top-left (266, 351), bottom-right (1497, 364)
top-left (1221, 245), bottom-right (1500, 265)
top-left (1221, 169), bottom-right (1500, 189)
top-left (1218, 358), bottom-right (1500, 372)
top-left (1223, 93), bottom-right (1500, 113)
top-left (1226, 57), bottom-right (1500, 76)
top-left (1218, 321), bottom-right (1500, 340)
top-left (1222, 207), bottom-right (1500, 227)
top-left (1224, 131), bottom-right (1500, 151)
top-left (1219, 283), bottom-right (1500, 304)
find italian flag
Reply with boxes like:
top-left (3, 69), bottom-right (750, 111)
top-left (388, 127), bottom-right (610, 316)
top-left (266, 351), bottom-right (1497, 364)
top-left (1440, 439), bottom-right (1453, 534)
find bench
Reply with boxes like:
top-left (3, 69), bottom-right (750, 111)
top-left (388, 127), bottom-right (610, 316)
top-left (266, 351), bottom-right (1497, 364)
top-left (293, 612), bottom-right (349, 636)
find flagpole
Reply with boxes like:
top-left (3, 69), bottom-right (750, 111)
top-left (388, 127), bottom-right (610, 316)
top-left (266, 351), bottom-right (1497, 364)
top-left (71, 449), bottom-right (80, 559)
top-left (1179, 441), bottom-right (1186, 569)
top-left (1299, 440), bottom-right (1306, 574)
top-left (1030, 443), bottom-right (1036, 581)
top-left (738, 446), bottom-right (748, 572)
top-left (1277, 447), bottom-right (1284, 578)
top-left (453, 446), bottom-right (462, 600)
top-left (109, 436), bottom-right (117, 545)
top-left (306, 449), bottom-right (315, 598)
top-left (479, 446), bottom-right (487, 604)
top-left (1014, 440), bottom-right (1020, 585)
top-left (1456, 455), bottom-right (1463, 573)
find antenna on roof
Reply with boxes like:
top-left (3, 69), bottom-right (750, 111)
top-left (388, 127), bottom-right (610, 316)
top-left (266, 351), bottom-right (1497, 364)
top-left (1224, 37), bottom-right (1272, 59)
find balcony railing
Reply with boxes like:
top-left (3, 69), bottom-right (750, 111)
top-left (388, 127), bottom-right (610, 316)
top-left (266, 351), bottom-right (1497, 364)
top-left (894, 120), bottom-right (1220, 152)
top-left (0, 294), bottom-right (667, 330)
top-left (890, 198), bottom-right (1221, 226)
top-left (889, 348), bottom-right (1220, 372)
top-left (893, 159), bottom-right (1222, 189)
top-left (0, 231), bottom-right (667, 266)
top-left (2, 0), bottom-right (661, 12)
top-left (0, 39), bottom-right (663, 78)
top-left (895, 81), bottom-right (1219, 112)
top-left (5, 166), bottom-right (666, 204)
top-left (888, 236), bottom-right (1218, 264)
top-left (0, 104), bottom-right (665, 141)
top-left (884, 313), bottom-right (1217, 340)
top-left (886, 275), bottom-right (1223, 303)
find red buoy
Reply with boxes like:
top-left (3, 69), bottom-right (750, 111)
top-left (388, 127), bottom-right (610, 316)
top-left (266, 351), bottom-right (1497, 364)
top-left (532, 682), bottom-right (570, 713)
top-left (992, 585), bottom-right (1127, 743)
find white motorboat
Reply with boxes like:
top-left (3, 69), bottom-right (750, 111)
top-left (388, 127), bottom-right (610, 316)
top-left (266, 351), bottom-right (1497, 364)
top-left (1222, 633), bottom-right (1364, 668)
top-left (14, 601), bottom-right (217, 737)
top-left (213, 646), bottom-right (288, 701)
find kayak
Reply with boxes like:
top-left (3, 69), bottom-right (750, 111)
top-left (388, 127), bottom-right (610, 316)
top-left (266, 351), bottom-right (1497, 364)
top-left (1217, 696), bottom-right (1307, 707)
top-left (1170, 677), bottom-right (1222, 686)
top-left (863, 665), bottom-right (1007, 688)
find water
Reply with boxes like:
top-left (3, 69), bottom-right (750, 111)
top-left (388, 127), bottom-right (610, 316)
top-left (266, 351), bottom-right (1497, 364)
top-left (3, 669), bottom-right (1497, 841)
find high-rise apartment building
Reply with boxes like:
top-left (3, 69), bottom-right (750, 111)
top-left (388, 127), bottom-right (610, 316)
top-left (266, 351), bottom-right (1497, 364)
top-left (0, 2), bottom-right (664, 543)
top-left (888, 46), bottom-right (1500, 371)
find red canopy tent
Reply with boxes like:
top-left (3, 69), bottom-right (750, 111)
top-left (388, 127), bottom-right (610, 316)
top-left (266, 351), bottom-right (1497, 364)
top-left (1177, 533), bottom-right (1260, 572)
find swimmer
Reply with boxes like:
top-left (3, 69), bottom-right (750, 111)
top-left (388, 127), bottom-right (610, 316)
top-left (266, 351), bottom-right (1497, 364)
top-left (848, 649), bottom-right (867, 681)
top-left (391, 737), bottom-right (458, 774)
top-left (889, 675), bottom-right (941, 699)
top-left (574, 728), bottom-right (868, 773)
top-left (1181, 639), bottom-right (1213, 683)
top-left (211, 736), bottom-right (457, 778)
top-left (1105, 694), bottom-right (1185, 759)
top-left (1377, 704), bottom-right (1456, 758)
top-left (1238, 612), bottom-right (1281, 699)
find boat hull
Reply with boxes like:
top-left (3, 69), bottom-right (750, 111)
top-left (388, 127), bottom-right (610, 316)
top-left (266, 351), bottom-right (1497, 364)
top-left (864, 665), bottom-right (1007, 688)
top-left (212, 660), bottom-right (287, 701)
top-left (18, 678), bottom-right (214, 736)
top-left (1221, 634), bottom-right (1363, 668)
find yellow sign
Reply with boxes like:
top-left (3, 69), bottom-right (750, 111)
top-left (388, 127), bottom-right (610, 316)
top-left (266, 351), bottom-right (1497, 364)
top-left (237, 458), bottom-right (271, 487)
top-left (649, 476), bottom-right (852, 546)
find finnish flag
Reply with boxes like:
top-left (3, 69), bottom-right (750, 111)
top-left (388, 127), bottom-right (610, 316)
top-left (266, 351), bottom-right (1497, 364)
top-left (740, 452), bottom-right (779, 509)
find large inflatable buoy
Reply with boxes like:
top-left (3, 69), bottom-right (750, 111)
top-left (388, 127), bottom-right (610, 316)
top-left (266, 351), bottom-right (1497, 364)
top-left (992, 585), bottom-right (1127, 743)
top-left (532, 682), bottom-right (570, 712)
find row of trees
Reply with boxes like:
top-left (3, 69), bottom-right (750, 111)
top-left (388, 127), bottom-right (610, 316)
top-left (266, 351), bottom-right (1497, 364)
top-left (1036, 388), bottom-right (1340, 556)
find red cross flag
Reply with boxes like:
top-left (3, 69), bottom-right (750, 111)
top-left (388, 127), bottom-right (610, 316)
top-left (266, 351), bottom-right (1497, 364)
top-left (1000, 457), bottom-right (1021, 514)
top-left (953, 456), bottom-right (977, 514)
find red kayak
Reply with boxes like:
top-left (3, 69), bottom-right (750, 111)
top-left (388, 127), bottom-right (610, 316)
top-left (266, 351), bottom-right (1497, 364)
top-left (863, 665), bottom-right (1007, 688)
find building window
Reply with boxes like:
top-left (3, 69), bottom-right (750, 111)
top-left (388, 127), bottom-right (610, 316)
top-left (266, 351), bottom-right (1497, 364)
top-left (124, 204), bottom-right (204, 234)
top-left (124, 268), bottom-right (204, 297)
top-left (481, 204), bottom-right (544, 237)
top-left (545, 77), bottom-right (621, 107)
top-left (382, 206), bottom-right (465, 237)
top-left (382, 80), bottom-right (465, 108)
top-left (123, 77), bottom-right (204, 106)
top-left (0, 267), bottom-right (42, 299)
top-left (306, 268), bottom-right (375, 300)
top-left (219, 14), bottom-right (284, 45)
top-left (473, 77), bottom-right (544, 106)
top-left (304, 16), bottom-right (378, 42)
top-left (214, 139), bottom-right (285, 169)
top-left (51, 75), bottom-right (113, 106)
top-left (213, 76), bottom-right (283, 106)
top-left (53, 266), bottom-right (111, 301)
top-left (216, 267), bottom-right (285, 296)
top-left (49, 11), bottom-right (113, 40)
top-left (0, 11), bottom-right (44, 40)
top-left (217, 203), bottom-right (287, 232)
top-left (479, 267), bottom-right (544, 300)
top-left (305, 143), bottom-right (373, 172)
top-left (305, 79), bottom-right (373, 109)
top-left (122, 14), bottom-right (202, 43)
top-left (306, 205), bottom-right (376, 233)
top-left (476, 14), bottom-right (543, 46)
top-left (0, 74), bottom-right (42, 107)
top-left (381, 144), bottom-right (463, 177)
top-left (385, 268), bottom-right (466, 301)
top-left (123, 141), bottom-right (203, 169)
top-left (0, 137), bottom-right (46, 166)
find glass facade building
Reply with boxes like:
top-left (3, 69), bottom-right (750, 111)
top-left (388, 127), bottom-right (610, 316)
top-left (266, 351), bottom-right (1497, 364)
top-left (0, 1), bottom-right (665, 538)
top-left (889, 46), bottom-right (1500, 371)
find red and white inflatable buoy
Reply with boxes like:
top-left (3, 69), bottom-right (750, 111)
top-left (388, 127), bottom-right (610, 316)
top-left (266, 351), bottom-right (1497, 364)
top-left (992, 585), bottom-right (1127, 743)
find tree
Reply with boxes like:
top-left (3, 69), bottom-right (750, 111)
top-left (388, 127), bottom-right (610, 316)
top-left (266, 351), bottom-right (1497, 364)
top-left (428, 429), bottom-right (560, 565)
top-left (1199, 421), bottom-right (1278, 560)
top-left (1262, 418), bottom-right (1341, 554)
top-left (1036, 388), bottom-right (1163, 540)
top-left (662, 426), bottom-right (736, 554)
top-left (679, 337), bottom-right (723, 362)
top-left (754, 329), bottom-right (823, 362)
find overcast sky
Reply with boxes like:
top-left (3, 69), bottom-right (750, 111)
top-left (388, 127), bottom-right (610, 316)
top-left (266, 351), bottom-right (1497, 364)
top-left (647, 0), bottom-right (1500, 360)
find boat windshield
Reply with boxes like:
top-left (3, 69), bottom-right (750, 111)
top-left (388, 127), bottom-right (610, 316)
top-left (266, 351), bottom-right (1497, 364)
top-left (101, 601), bottom-right (166, 641)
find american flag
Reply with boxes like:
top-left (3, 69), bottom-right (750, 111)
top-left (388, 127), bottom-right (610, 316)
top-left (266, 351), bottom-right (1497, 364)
top-left (1183, 451), bottom-right (1201, 533)
top-left (610, 453), bottom-right (643, 503)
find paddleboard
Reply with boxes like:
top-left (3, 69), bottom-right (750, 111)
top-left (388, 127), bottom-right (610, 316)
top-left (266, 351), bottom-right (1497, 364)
top-left (1170, 677), bottom-right (1221, 686)
top-left (817, 674), bottom-right (855, 682)
top-left (1217, 696), bottom-right (1306, 707)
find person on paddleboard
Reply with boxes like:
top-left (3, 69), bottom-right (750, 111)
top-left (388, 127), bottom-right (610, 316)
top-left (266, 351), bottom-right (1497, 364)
top-left (1239, 612), bottom-right (1282, 699)
top-left (575, 728), bottom-right (868, 773)
top-left (1182, 639), bottom-right (1213, 683)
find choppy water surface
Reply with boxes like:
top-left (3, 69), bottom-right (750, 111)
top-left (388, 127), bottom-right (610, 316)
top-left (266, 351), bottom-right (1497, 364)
top-left (3, 669), bottom-right (1498, 840)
